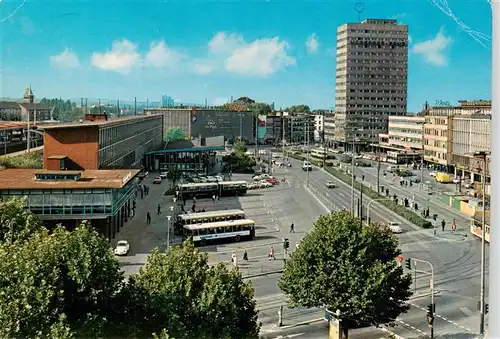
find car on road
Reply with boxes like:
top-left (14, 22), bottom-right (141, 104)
top-left (160, 171), bottom-right (168, 179)
top-left (325, 181), bottom-right (336, 188)
top-left (114, 240), bottom-right (130, 256)
top-left (387, 222), bottom-right (403, 234)
top-left (302, 161), bottom-right (313, 171)
top-left (153, 176), bottom-right (162, 184)
top-left (429, 171), bottom-right (437, 177)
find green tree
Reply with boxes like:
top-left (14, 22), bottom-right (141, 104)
top-left (278, 212), bottom-right (412, 337)
top-left (164, 127), bottom-right (186, 144)
top-left (125, 242), bottom-right (260, 339)
top-left (249, 102), bottom-right (272, 115)
top-left (0, 198), bottom-right (42, 244)
top-left (234, 140), bottom-right (248, 156)
top-left (0, 223), bottom-right (123, 338)
top-left (285, 105), bottom-right (311, 114)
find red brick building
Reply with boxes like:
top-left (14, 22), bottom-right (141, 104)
top-left (42, 114), bottom-right (164, 171)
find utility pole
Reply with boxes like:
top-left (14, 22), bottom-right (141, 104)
top-left (489, 2), bottom-right (500, 337)
top-left (117, 99), bottom-right (120, 116)
top-left (254, 114), bottom-right (258, 158)
top-left (350, 138), bottom-right (355, 214)
top-left (134, 97), bottom-right (137, 116)
top-left (306, 114), bottom-right (311, 187)
top-left (146, 98), bottom-right (149, 109)
top-left (359, 185), bottom-right (363, 227)
top-left (85, 98), bottom-right (88, 116)
top-left (477, 152), bottom-right (488, 337)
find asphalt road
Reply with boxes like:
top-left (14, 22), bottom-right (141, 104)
top-left (282, 156), bottom-right (487, 338)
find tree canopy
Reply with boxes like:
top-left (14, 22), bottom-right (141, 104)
top-left (164, 127), bottom-right (186, 144)
top-left (285, 105), bottom-right (311, 114)
top-left (278, 212), bottom-right (412, 334)
top-left (123, 242), bottom-right (260, 339)
top-left (0, 223), bottom-right (123, 338)
top-left (40, 98), bottom-right (84, 122)
top-left (0, 199), bottom-right (260, 339)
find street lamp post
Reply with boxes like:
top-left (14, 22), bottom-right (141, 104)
top-left (473, 151), bottom-right (489, 337)
top-left (350, 138), bottom-right (359, 214)
top-left (166, 215), bottom-right (172, 251)
top-left (306, 114), bottom-right (311, 187)
top-left (366, 198), bottom-right (391, 224)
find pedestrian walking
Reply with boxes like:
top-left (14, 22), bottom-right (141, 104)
top-left (441, 219), bottom-right (446, 232)
top-left (290, 222), bottom-right (295, 233)
top-left (243, 250), bottom-right (248, 261)
top-left (157, 203), bottom-right (161, 215)
top-left (146, 212), bottom-right (151, 224)
top-left (452, 218), bottom-right (457, 231)
top-left (212, 194), bottom-right (216, 202)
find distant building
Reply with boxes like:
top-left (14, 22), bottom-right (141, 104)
top-left (0, 87), bottom-right (54, 122)
top-left (144, 107), bottom-right (257, 143)
top-left (41, 114), bottom-right (164, 170)
top-left (161, 95), bottom-right (175, 107)
top-left (312, 114), bottom-right (324, 142)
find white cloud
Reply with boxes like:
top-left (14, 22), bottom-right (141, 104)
top-left (50, 48), bottom-right (80, 68)
top-left (207, 32), bottom-right (295, 76)
top-left (90, 39), bottom-right (142, 73)
top-left (305, 33), bottom-right (319, 54)
top-left (144, 41), bottom-right (185, 68)
top-left (192, 60), bottom-right (214, 75)
top-left (412, 27), bottom-right (452, 66)
top-left (408, 35), bottom-right (413, 44)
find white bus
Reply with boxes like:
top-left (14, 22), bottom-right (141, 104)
top-left (183, 219), bottom-right (256, 245)
top-left (174, 209), bottom-right (246, 235)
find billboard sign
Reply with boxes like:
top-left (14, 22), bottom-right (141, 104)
top-left (190, 110), bottom-right (254, 141)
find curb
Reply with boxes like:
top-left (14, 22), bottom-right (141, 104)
top-left (243, 270), bottom-right (283, 279)
top-left (260, 317), bottom-right (324, 333)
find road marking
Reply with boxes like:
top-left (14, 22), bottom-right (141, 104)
top-left (304, 185), bottom-right (331, 213)
top-left (460, 307), bottom-right (474, 317)
top-left (410, 303), bottom-right (474, 333)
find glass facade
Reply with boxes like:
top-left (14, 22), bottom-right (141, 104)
top-left (98, 116), bottom-right (163, 169)
top-left (154, 151), bottom-right (214, 172)
top-left (0, 179), bottom-right (137, 217)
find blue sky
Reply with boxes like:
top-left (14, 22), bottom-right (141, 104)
top-left (0, 0), bottom-right (493, 111)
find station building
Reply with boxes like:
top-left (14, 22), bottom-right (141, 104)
top-left (144, 136), bottom-right (225, 173)
top-left (42, 113), bottom-right (164, 170)
top-left (0, 168), bottom-right (140, 240)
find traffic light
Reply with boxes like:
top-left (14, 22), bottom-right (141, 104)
top-left (283, 238), bottom-right (290, 249)
top-left (485, 303), bottom-right (489, 314)
top-left (405, 258), bottom-right (411, 270)
top-left (426, 303), bottom-right (435, 328)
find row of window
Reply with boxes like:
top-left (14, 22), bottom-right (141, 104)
top-left (336, 97), bottom-right (406, 102)
top-left (99, 117), bottom-right (162, 148)
top-left (336, 104), bottom-right (406, 109)
top-left (389, 128), bottom-right (422, 135)
top-left (424, 150), bottom-right (448, 161)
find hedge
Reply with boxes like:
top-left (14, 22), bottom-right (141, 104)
top-left (0, 151), bottom-right (43, 170)
top-left (324, 167), bottom-right (432, 229)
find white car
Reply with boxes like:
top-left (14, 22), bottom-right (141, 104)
top-left (388, 222), bottom-right (403, 234)
top-left (114, 240), bottom-right (130, 256)
top-left (325, 181), bottom-right (336, 188)
top-left (259, 181), bottom-right (273, 188)
top-left (160, 172), bottom-right (168, 179)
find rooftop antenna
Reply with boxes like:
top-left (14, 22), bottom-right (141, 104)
top-left (355, 2), bottom-right (364, 22)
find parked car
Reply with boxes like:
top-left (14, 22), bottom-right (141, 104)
top-left (114, 240), bottom-right (130, 256)
top-left (160, 172), bottom-right (168, 179)
top-left (259, 181), bottom-right (273, 188)
top-left (137, 170), bottom-right (149, 179)
top-left (325, 181), bottom-right (336, 188)
top-left (153, 176), bottom-right (162, 184)
top-left (267, 178), bottom-right (279, 185)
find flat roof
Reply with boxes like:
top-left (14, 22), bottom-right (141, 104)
top-left (0, 169), bottom-right (140, 190)
top-left (179, 209), bottom-right (245, 220)
top-left (47, 155), bottom-right (67, 160)
top-left (40, 114), bottom-right (163, 131)
top-left (184, 219), bottom-right (255, 231)
top-left (146, 145), bottom-right (224, 154)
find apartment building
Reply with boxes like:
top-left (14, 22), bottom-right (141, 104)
top-left (323, 113), bottom-right (335, 145)
top-left (423, 100), bottom-right (491, 172)
top-left (332, 19), bottom-right (408, 149)
top-left (452, 114), bottom-right (491, 178)
top-left (387, 115), bottom-right (424, 151)
top-left (312, 114), bottom-right (324, 142)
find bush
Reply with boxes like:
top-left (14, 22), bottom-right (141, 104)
top-left (324, 167), bottom-right (432, 229)
top-left (0, 151), bottom-right (43, 170)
